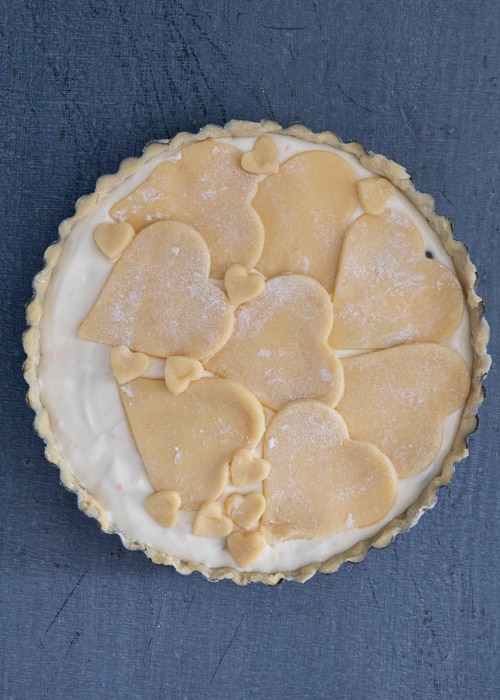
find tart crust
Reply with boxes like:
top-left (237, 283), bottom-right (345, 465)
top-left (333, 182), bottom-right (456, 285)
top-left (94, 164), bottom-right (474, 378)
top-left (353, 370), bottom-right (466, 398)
top-left (23, 120), bottom-right (490, 584)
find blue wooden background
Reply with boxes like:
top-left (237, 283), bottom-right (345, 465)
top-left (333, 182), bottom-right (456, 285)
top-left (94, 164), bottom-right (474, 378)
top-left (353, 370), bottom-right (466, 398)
top-left (1, 1), bottom-right (498, 698)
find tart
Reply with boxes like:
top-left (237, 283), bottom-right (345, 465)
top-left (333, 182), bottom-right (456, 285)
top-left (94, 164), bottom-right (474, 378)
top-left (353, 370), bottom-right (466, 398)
top-left (24, 121), bottom-right (490, 584)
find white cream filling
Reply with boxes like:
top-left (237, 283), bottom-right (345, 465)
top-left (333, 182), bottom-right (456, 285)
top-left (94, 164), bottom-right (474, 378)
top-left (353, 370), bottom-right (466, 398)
top-left (37, 134), bottom-right (472, 573)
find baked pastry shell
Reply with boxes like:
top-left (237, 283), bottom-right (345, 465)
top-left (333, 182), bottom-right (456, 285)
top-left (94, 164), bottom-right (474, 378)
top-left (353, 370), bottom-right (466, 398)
top-left (23, 120), bottom-right (490, 584)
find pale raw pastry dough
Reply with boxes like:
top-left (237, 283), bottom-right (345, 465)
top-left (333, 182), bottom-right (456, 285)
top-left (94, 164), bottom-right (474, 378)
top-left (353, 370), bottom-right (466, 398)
top-left (224, 492), bottom-right (266, 531)
top-left (192, 501), bottom-right (233, 538)
top-left (261, 401), bottom-right (398, 543)
top-left (94, 221), bottom-right (135, 260)
top-left (224, 264), bottom-right (265, 306)
top-left (119, 377), bottom-right (265, 509)
top-left (144, 490), bottom-right (181, 528)
top-left (330, 209), bottom-right (465, 349)
top-left (24, 121), bottom-right (489, 585)
top-left (110, 345), bottom-right (150, 384)
top-left (241, 135), bottom-right (280, 175)
top-left (207, 275), bottom-right (344, 411)
top-left (227, 531), bottom-right (267, 568)
top-left (254, 150), bottom-right (358, 292)
top-left (79, 221), bottom-right (234, 360)
top-left (230, 449), bottom-right (271, 487)
top-left (357, 177), bottom-right (395, 215)
top-left (164, 356), bottom-right (204, 394)
top-left (110, 139), bottom-right (264, 278)
top-left (337, 344), bottom-right (471, 478)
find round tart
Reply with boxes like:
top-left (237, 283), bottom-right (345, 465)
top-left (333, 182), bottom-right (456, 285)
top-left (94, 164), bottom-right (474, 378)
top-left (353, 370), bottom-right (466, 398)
top-left (24, 121), bottom-right (489, 584)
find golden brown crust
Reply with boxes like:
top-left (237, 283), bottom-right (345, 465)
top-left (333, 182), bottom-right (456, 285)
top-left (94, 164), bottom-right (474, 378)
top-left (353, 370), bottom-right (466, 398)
top-left (23, 120), bottom-right (490, 585)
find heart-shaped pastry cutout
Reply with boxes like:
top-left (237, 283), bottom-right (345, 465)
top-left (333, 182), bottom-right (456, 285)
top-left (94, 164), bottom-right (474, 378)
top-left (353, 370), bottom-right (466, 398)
top-left (330, 209), bottom-right (465, 349)
top-left (110, 139), bottom-right (264, 278)
top-left (357, 177), bottom-right (395, 215)
top-left (253, 150), bottom-right (358, 292)
top-left (120, 377), bottom-right (265, 509)
top-left (110, 345), bottom-right (150, 384)
top-left (165, 356), bottom-right (204, 394)
top-left (337, 343), bottom-right (471, 478)
top-left (224, 264), bottom-right (265, 305)
top-left (230, 449), bottom-right (271, 487)
top-left (261, 401), bottom-right (398, 543)
top-left (241, 135), bottom-right (280, 175)
top-left (192, 501), bottom-right (233, 538)
top-left (208, 275), bottom-right (344, 410)
top-left (227, 531), bottom-right (267, 568)
top-left (224, 492), bottom-right (266, 531)
top-left (94, 221), bottom-right (135, 259)
top-left (79, 220), bottom-right (234, 360)
top-left (144, 490), bottom-right (181, 528)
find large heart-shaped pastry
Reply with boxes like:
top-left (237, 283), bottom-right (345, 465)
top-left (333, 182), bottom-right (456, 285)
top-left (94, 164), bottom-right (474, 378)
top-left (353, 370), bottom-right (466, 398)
top-left (261, 401), bottom-right (398, 543)
top-left (110, 139), bottom-right (264, 278)
top-left (120, 377), bottom-right (265, 510)
top-left (207, 275), bottom-right (344, 411)
top-left (79, 220), bottom-right (234, 359)
top-left (337, 343), bottom-right (471, 478)
top-left (330, 209), bottom-right (465, 348)
top-left (253, 150), bottom-right (358, 292)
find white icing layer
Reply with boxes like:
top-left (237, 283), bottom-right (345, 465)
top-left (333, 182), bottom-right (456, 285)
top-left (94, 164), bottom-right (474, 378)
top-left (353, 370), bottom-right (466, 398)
top-left (37, 134), bottom-right (471, 573)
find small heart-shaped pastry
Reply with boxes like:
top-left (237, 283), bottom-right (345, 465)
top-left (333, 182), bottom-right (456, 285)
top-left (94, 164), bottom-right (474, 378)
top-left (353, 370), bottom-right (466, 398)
top-left (224, 264), bottom-right (265, 305)
top-left (261, 401), bottom-right (398, 543)
top-left (94, 221), bottom-right (135, 259)
top-left (227, 531), bottom-right (267, 568)
top-left (192, 501), bottom-right (233, 538)
top-left (110, 345), bottom-right (150, 384)
top-left (208, 275), bottom-right (344, 410)
top-left (110, 139), bottom-right (264, 278)
top-left (224, 492), bottom-right (266, 531)
top-left (144, 490), bottom-right (181, 528)
top-left (330, 209), bottom-right (465, 349)
top-left (254, 150), bottom-right (358, 292)
top-left (230, 449), bottom-right (271, 487)
top-left (337, 343), bottom-right (471, 478)
top-left (165, 356), bottom-right (204, 393)
top-left (357, 177), bottom-right (395, 215)
top-left (120, 377), bottom-right (265, 509)
top-left (79, 221), bottom-right (234, 359)
top-left (241, 135), bottom-right (280, 175)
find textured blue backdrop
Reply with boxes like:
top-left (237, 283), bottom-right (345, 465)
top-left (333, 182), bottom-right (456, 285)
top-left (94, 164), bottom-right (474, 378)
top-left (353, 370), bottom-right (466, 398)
top-left (1, 1), bottom-right (499, 698)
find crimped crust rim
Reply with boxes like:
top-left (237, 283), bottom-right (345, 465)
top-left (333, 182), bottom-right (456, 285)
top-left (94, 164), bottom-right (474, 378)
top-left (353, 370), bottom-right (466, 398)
top-left (23, 120), bottom-right (490, 585)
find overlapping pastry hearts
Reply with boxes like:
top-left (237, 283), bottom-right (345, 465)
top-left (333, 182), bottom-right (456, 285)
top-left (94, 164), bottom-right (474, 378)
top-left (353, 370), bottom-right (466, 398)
top-left (75, 135), bottom-right (472, 570)
top-left (110, 139), bottom-right (264, 278)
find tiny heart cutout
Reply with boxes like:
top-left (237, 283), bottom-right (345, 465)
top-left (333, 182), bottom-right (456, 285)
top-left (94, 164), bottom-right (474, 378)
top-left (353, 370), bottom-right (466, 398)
top-left (119, 377), bottom-right (265, 509)
top-left (79, 221), bottom-right (234, 359)
top-left (110, 345), bottom-right (150, 384)
top-left (261, 401), bottom-right (398, 543)
top-left (224, 492), bottom-right (266, 530)
top-left (357, 177), bottom-right (395, 215)
top-left (208, 275), bottom-right (344, 410)
top-left (227, 531), bottom-right (267, 568)
top-left (144, 490), bottom-right (181, 528)
top-left (240, 135), bottom-right (280, 175)
top-left (330, 209), bottom-right (465, 349)
top-left (94, 221), bottom-right (135, 259)
top-left (165, 356), bottom-right (204, 393)
top-left (230, 449), bottom-right (271, 487)
top-left (337, 343), bottom-right (471, 478)
top-left (224, 264), bottom-right (265, 305)
top-left (192, 501), bottom-right (233, 538)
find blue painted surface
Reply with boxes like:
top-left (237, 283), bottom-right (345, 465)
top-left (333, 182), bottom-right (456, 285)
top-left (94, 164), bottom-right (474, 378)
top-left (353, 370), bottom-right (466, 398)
top-left (1, 1), bottom-right (498, 698)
